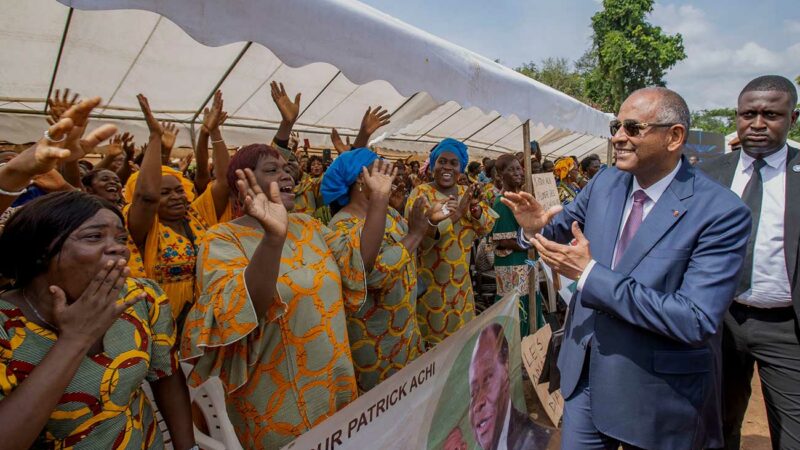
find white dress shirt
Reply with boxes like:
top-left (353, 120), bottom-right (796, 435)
top-left (731, 145), bottom-right (792, 308)
top-left (577, 160), bottom-right (682, 290)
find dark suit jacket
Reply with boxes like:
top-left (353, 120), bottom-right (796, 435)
top-left (699, 146), bottom-right (800, 322)
top-left (506, 406), bottom-right (552, 450)
top-left (548, 158), bottom-right (751, 449)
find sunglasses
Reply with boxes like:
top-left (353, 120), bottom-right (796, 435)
top-left (610, 119), bottom-right (677, 137)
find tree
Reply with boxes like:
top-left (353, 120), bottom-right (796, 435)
top-left (515, 58), bottom-right (591, 104)
top-left (690, 108), bottom-right (736, 135)
top-left (584, 0), bottom-right (686, 112)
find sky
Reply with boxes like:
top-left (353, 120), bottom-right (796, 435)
top-left (359, 0), bottom-right (800, 112)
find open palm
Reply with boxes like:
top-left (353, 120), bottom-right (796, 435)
top-left (500, 191), bottom-right (562, 237)
top-left (363, 158), bottom-right (397, 198)
top-left (236, 169), bottom-right (288, 238)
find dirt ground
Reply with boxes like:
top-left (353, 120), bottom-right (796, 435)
top-left (524, 374), bottom-right (772, 449)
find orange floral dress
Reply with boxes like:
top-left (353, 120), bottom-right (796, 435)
top-left (181, 214), bottom-right (362, 449)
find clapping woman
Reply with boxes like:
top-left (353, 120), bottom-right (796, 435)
top-left (322, 149), bottom-right (449, 392)
top-left (181, 144), bottom-right (395, 449)
top-left (405, 138), bottom-right (497, 348)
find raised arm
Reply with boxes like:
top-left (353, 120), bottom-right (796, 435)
top-left (330, 128), bottom-right (352, 154)
top-left (160, 122), bottom-right (179, 165)
top-left (270, 81), bottom-right (301, 146)
top-left (204, 90), bottom-right (231, 218)
top-left (237, 169), bottom-right (288, 319)
top-left (353, 106), bottom-right (390, 148)
top-left (359, 159), bottom-right (396, 272)
top-left (127, 94), bottom-right (164, 249)
top-left (116, 132), bottom-right (136, 185)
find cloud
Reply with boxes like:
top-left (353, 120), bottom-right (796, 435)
top-left (651, 2), bottom-right (800, 109)
top-left (786, 19), bottom-right (800, 34)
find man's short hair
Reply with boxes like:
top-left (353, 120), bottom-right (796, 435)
top-left (739, 75), bottom-right (798, 107)
top-left (580, 154), bottom-right (601, 172)
top-left (472, 323), bottom-right (509, 367)
top-left (630, 86), bottom-right (691, 135)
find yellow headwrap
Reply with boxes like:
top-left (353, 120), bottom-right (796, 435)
top-left (553, 158), bottom-right (576, 181)
top-left (123, 166), bottom-right (195, 204)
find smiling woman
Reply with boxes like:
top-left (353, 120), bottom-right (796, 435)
top-left (405, 138), bottom-right (498, 348)
top-left (124, 94), bottom-right (232, 331)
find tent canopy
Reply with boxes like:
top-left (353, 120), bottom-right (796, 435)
top-left (0, 0), bottom-right (612, 161)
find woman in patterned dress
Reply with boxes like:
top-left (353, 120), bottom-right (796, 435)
top-left (322, 149), bottom-right (449, 392)
top-left (181, 144), bottom-right (396, 449)
top-left (0, 191), bottom-right (194, 449)
top-left (405, 139), bottom-right (497, 348)
top-left (125, 93), bottom-right (231, 328)
top-left (491, 154), bottom-right (543, 337)
top-left (293, 155), bottom-right (324, 215)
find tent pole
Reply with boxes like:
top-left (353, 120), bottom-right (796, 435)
top-left (521, 120), bottom-right (538, 334)
top-left (606, 138), bottom-right (613, 166)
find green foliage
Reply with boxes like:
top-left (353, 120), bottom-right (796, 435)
top-left (584, 0), bottom-right (686, 112)
top-left (514, 58), bottom-right (590, 104)
top-left (690, 108), bottom-right (736, 135)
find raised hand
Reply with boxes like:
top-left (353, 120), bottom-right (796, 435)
top-left (46, 88), bottom-right (80, 124)
top-left (331, 128), bottom-right (351, 153)
top-left (50, 259), bottom-right (144, 346)
top-left (106, 134), bottom-right (125, 157)
top-left (137, 94), bottom-right (163, 135)
top-left (201, 90), bottom-right (228, 134)
top-left (500, 191), bottom-right (563, 238)
top-left (9, 118), bottom-right (75, 178)
top-left (161, 122), bottom-right (179, 150)
top-left (178, 153), bottom-right (194, 174)
top-left (360, 106), bottom-right (391, 136)
top-left (449, 184), bottom-right (477, 222)
top-left (362, 158), bottom-right (397, 199)
top-left (531, 221), bottom-right (591, 280)
top-left (57, 96), bottom-right (103, 162)
top-left (288, 131), bottom-right (300, 152)
top-left (236, 168), bottom-right (288, 239)
top-left (121, 132), bottom-right (135, 160)
top-left (270, 81), bottom-right (301, 124)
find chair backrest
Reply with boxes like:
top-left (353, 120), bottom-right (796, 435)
top-left (182, 363), bottom-right (244, 450)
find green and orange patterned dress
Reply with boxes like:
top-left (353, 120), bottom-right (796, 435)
top-left (0, 278), bottom-right (178, 449)
top-left (181, 214), bottom-right (363, 450)
top-left (405, 183), bottom-right (497, 347)
top-left (293, 173), bottom-right (322, 216)
top-left (328, 208), bottom-right (425, 393)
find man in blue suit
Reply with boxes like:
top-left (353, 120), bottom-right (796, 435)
top-left (503, 87), bottom-right (751, 449)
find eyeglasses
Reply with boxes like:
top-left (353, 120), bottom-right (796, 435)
top-left (610, 119), bottom-right (677, 137)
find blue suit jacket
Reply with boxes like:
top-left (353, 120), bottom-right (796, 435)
top-left (548, 159), bottom-right (751, 450)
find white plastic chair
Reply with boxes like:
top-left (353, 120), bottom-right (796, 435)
top-left (182, 363), bottom-right (243, 450)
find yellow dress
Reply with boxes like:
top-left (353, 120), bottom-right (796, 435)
top-left (328, 208), bottom-right (424, 392)
top-left (125, 186), bottom-right (231, 323)
top-left (405, 183), bottom-right (497, 347)
top-left (181, 214), bottom-right (362, 450)
top-left (293, 174), bottom-right (323, 215)
top-left (0, 278), bottom-right (178, 449)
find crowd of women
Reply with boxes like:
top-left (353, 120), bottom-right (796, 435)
top-left (0, 85), bottom-right (602, 449)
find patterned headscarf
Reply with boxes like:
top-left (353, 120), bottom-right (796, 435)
top-left (553, 158), bottom-right (576, 181)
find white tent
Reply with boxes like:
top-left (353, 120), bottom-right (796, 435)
top-left (0, 0), bottom-right (612, 161)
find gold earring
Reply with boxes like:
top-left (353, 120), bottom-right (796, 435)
top-left (358, 183), bottom-right (363, 192)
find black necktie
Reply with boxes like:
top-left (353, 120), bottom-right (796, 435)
top-left (737, 158), bottom-right (767, 296)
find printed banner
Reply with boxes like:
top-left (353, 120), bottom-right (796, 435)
top-left (283, 293), bottom-right (556, 450)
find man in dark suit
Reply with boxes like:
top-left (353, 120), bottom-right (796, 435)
top-left (503, 87), bottom-right (751, 449)
top-left (700, 75), bottom-right (800, 449)
top-left (468, 323), bottom-right (553, 450)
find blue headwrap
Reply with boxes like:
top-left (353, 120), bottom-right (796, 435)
top-left (429, 138), bottom-right (468, 173)
top-left (321, 147), bottom-right (379, 207)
